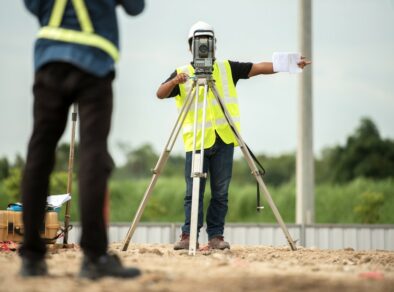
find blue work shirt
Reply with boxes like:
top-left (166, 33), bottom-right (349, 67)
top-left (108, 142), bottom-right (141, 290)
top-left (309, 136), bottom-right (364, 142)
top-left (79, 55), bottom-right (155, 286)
top-left (24, 0), bottom-right (144, 77)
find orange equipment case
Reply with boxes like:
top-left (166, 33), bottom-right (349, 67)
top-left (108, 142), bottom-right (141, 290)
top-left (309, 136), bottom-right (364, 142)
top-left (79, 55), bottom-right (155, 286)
top-left (0, 210), bottom-right (60, 243)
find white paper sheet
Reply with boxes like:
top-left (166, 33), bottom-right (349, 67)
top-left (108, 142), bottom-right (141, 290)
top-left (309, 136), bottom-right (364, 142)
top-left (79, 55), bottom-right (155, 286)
top-left (272, 52), bottom-right (302, 73)
top-left (46, 194), bottom-right (71, 208)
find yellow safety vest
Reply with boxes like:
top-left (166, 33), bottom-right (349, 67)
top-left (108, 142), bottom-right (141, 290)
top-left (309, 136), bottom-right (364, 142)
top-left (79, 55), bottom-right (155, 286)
top-left (37, 0), bottom-right (119, 62)
top-left (176, 60), bottom-right (241, 152)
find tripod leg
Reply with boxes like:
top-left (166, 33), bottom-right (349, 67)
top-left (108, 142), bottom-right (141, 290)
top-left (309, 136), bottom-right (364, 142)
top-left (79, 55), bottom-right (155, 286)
top-left (189, 79), bottom-right (209, 255)
top-left (121, 82), bottom-right (197, 251)
top-left (63, 103), bottom-right (78, 245)
top-left (209, 81), bottom-right (297, 251)
top-left (189, 82), bottom-right (201, 255)
top-left (189, 153), bottom-right (201, 255)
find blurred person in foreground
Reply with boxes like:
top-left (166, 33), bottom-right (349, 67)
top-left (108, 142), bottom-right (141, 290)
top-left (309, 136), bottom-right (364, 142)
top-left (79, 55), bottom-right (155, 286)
top-left (20, 0), bottom-right (144, 279)
top-left (156, 21), bottom-right (311, 251)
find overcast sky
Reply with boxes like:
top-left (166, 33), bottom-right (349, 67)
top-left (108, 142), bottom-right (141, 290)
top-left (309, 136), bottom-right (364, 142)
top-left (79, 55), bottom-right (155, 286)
top-left (0, 0), bottom-right (393, 165)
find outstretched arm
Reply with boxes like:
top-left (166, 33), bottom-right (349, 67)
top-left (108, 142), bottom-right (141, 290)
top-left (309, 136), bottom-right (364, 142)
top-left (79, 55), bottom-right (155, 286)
top-left (248, 62), bottom-right (276, 77)
top-left (248, 57), bottom-right (311, 78)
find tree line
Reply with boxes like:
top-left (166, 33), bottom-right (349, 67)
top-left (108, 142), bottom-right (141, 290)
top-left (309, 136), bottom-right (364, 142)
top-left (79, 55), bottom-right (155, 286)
top-left (113, 117), bottom-right (394, 185)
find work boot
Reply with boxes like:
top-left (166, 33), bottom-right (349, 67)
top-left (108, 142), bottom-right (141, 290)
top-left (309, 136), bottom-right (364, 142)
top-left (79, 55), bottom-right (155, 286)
top-left (20, 257), bottom-right (48, 277)
top-left (79, 253), bottom-right (141, 279)
top-left (173, 233), bottom-right (199, 250)
top-left (208, 236), bottom-right (230, 250)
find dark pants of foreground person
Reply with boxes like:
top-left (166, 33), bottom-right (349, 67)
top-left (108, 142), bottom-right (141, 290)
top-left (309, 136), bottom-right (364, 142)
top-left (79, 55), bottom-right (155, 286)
top-left (19, 62), bottom-right (114, 260)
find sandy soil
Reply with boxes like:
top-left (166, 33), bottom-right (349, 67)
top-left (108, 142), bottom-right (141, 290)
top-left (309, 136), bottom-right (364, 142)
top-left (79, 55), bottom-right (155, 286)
top-left (0, 243), bottom-right (393, 292)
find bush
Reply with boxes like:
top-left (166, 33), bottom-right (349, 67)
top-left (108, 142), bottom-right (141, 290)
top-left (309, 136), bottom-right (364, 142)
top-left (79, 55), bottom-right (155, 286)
top-left (3, 168), bottom-right (22, 203)
top-left (50, 171), bottom-right (70, 195)
top-left (354, 192), bottom-right (385, 223)
top-left (316, 178), bottom-right (394, 224)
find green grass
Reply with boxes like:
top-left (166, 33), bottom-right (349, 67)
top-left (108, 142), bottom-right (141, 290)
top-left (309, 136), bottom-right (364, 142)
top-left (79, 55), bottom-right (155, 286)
top-left (1, 177), bottom-right (393, 224)
top-left (106, 176), bottom-right (394, 224)
top-left (315, 177), bottom-right (394, 223)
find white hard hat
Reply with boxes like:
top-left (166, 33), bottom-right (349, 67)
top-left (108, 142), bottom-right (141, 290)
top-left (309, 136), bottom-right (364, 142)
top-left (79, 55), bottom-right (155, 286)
top-left (188, 21), bottom-right (214, 41)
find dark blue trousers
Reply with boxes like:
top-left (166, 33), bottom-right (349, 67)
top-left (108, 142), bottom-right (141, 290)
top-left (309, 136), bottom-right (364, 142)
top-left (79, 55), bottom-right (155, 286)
top-left (181, 134), bottom-right (234, 239)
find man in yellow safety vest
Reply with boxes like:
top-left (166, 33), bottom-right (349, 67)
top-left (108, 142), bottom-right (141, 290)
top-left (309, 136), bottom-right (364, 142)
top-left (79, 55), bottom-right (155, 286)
top-left (20, 0), bottom-right (144, 278)
top-left (156, 21), bottom-right (311, 251)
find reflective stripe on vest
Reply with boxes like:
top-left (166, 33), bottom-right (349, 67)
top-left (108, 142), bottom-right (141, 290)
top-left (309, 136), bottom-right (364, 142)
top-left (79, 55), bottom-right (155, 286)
top-left (37, 0), bottom-right (119, 62)
top-left (176, 60), bottom-right (241, 152)
top-left (178, 97), bottom-right (239, 113)
top-left (182, 117), bottom-right (241, 134)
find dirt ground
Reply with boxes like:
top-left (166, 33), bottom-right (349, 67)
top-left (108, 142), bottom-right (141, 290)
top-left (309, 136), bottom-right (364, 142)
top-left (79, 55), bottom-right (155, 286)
top-left (0, 243), bottom-right (393, 292)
